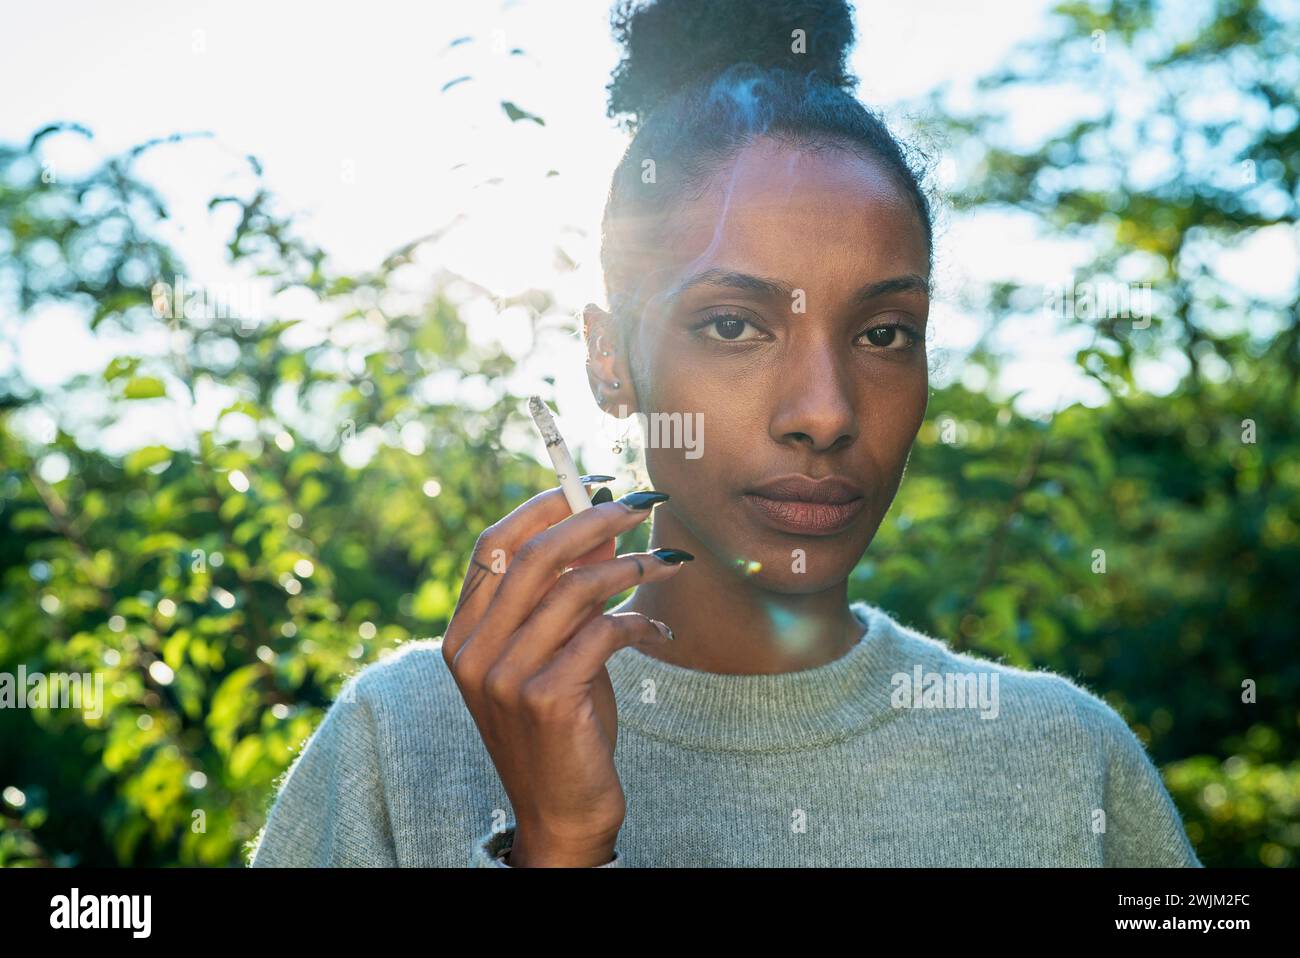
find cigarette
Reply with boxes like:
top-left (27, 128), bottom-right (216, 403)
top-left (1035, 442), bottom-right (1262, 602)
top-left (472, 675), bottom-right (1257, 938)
top-left (527, 395), bottom-right (592, 515)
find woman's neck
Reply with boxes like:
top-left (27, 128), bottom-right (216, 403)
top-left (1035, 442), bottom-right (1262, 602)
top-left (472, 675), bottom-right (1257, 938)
top-left (611, 513), bottom-right (867, 675)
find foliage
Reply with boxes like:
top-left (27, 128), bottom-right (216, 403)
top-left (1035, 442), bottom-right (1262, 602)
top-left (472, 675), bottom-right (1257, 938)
top-left (875, 0), bottom-right (1300, 866)
top-left (1, 0), bottom-right (1296, 867)
top-left (0, 126), bottom-right (559, 865)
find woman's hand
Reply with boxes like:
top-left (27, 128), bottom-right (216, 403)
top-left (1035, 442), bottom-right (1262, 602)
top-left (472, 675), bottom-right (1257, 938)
top-left (442, 485), bottom-right (688, 867)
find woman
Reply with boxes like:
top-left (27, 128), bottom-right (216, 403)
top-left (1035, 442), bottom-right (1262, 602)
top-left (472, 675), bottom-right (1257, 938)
top-left (249, 0), bottom-right (1201, 868)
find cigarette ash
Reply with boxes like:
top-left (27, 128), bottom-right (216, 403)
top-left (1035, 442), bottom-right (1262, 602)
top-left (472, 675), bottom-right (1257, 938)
top-left (527, 395), bottom-right (564, 447)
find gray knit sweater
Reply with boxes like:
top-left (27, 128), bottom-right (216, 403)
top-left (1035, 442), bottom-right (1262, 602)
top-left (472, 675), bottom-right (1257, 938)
top-left (247, 601), bottom-right (1202, 867)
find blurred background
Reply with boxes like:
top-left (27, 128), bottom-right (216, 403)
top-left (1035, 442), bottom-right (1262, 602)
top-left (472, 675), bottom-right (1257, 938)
top-left (0, 0), bottom-right (1296, 867)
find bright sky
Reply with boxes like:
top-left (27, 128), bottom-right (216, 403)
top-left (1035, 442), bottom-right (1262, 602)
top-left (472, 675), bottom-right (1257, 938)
top-left (3, 0), bottom-right (1293, 471)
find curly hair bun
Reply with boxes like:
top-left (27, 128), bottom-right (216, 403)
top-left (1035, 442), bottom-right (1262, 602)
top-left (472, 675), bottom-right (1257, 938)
top-left (606, 0), bottom-right (858, 126)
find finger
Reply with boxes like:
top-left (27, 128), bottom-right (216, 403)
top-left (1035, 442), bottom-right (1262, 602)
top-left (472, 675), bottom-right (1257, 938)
top-left (493, 550), bottom-right (686, 678)
top-left (445, 484), bottom-right (600, 658)
top-left (528, 612), bottom-right (671, 699)
top-left (568, 530), bottom-right (618, 638)
top-left (471, 495), bottom-right (666, 654)
top-left (568, 486), bottom-right (618, 569)
top-left (568, 539), bottom-right (619, 638)
top-left (569, 536), bottom-right (617, 570)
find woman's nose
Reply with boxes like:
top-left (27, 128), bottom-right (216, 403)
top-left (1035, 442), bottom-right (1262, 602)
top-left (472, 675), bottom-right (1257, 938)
top-left (768, 346), bottom-right (858, 452)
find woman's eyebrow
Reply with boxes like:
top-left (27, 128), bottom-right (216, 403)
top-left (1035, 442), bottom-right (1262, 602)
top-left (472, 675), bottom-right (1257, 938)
top-left (848, 273), bottom-right (932, 305)
top-left (665, 268), bottom-right (931, 308)
top-left (667, 268), bottom-right (793, 303)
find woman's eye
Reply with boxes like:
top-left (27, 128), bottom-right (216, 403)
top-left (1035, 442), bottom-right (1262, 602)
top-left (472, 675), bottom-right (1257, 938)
top-left (858, 323), bottom-right (918, 350)
top-left (699, 313), bottom-right (763, 342)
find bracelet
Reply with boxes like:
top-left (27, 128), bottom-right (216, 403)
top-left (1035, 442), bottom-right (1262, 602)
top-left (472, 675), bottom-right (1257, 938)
top-left (495, 844), bottom-right (621, 867)
top-left (484, 824), bottom-right (621, 867)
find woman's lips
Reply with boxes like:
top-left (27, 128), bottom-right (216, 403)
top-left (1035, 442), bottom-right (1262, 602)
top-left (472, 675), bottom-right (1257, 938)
top-left (741, 493), bottom-right (866, 535)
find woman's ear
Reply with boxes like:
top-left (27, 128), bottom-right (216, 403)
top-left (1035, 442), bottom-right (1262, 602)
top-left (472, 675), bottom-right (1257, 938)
top-left (582, 303), bottom-right (638, 416)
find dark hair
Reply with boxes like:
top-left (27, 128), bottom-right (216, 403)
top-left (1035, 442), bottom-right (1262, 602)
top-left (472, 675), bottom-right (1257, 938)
top-left (600, 0), bottom-right (933, 341)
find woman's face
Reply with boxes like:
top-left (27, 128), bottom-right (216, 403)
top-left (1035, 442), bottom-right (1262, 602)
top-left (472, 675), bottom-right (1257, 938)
top-left (613, 135), bottom-right (930, 593)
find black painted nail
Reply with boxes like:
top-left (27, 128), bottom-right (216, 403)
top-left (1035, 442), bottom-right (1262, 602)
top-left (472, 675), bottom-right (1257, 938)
top-left (590, 486), bottom-right (614, 505)
top-left (580, 474), bottom-right (616, 483)
top-left (650, 547), bottom-right (694, 564)
top-left (648, 618), bottom-right (675, 641)
top-left (618, 490), bottom-right (670, 510)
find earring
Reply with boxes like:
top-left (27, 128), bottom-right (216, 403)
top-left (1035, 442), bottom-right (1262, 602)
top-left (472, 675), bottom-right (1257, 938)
top-left (598, 385), bottom-right (633, 454)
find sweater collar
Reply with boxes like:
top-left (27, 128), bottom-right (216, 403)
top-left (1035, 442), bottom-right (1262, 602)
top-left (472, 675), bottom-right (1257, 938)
top-left (606, 601), bottom-right (907, 753)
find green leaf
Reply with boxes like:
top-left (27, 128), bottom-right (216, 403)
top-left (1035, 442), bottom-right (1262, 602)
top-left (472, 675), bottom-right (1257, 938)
top-left (124, 377), bottom-right (166, 399)
top-left (124, 445), bottom-right (173, 475)
top-left (229, 735), bottom-right (263, 781)
top-left (104, 356), bottom-right (140, 382)
top-left (218, 400), bottom-right (262, 421)
top-left (11, 509), bottom-right (54, 532)
top-left (501, 101), bottom-right (544, 125)
top-left (137, 532), bottom-right (186, 554)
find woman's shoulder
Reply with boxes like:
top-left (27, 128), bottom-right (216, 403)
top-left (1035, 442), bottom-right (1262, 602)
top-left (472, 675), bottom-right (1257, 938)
top-left (285, 637), bottom-right (489, 792)
top-left (247, 638), bottom-right (478, 867)
top-left (859, 601), bottom-right (1150, 752)
top-left (343, 637), bottom-right (467, 729)
top-left (350, 636), bottom-right (455, 694)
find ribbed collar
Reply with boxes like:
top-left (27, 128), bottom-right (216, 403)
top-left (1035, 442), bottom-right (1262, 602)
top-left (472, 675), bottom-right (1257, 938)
top-left (607, 601), bottom-right (907, 753)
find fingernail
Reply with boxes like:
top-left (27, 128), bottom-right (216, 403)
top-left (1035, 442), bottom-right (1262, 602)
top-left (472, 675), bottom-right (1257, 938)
top-left (580, 474), bottom-right (615, 483)
top-left (648, 618), bottom-right (674, 642)
top-left (590, 486), bottom-right (614, 505)
top-left (618, 490), bottom-right (669, 510)
top-left (650, 547), bottom-right (693, 564)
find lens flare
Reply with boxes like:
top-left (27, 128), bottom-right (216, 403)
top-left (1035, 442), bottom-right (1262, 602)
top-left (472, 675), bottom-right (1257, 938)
top-left (764, 602), bottom-right (818, 655)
